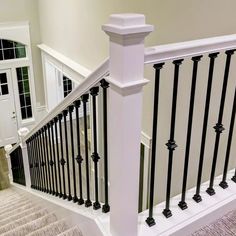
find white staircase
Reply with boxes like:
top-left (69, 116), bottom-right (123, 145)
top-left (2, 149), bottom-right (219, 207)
top-left (0, 188), bottom-right (83, 236)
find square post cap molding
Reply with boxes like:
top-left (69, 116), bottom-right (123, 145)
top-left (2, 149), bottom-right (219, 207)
top-left (102, 14), bottom-right (154, 94)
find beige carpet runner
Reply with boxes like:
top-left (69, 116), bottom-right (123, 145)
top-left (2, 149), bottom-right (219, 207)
top-left (0, 188), bottom-right (83, 236)
top-left (192, 210), bottom-right (236, 235)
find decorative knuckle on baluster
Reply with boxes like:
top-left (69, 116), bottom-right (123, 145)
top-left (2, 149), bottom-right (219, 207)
top-left (214, 123), bottom-right (225, 133)
top-left (100, 79), bottom-right (109, 89)
top-left (60, 158), bottom-right (66, 166)
top-left (165, 140), bottom-right (178, 151)
top-left (91, 152), bottom-right (100, 162)
top-left (90, 87), bottom-right (99, 96)
top-left (76, 154), bottom-right (83, 164)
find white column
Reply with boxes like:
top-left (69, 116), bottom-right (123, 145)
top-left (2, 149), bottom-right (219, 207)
top-left (4, 144), bottom-right (13, 183)
top-left (102, 14), bottom-right (153, 236)
top-left (18, 127), bottom-right (31, 188)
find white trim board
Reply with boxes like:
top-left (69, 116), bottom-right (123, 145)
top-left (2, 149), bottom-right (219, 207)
top-left (38, 44), bottom-right (91, 84)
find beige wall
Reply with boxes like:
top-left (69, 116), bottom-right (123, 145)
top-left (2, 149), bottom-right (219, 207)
top-left (38, 0), bottom-right (236, 204)
top-left (0, 0), bottom-right (44, 106)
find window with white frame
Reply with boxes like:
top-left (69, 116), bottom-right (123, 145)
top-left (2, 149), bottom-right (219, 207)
top-left (62, 75), bottom-right (73, 98)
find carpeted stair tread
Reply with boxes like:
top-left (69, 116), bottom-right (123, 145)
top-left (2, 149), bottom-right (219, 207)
top-left (0, 208), bottom-right (49, 234)
top-left (2, 213), bottom-right (58, 236)
top-left (192, 210), bottom-right (236, 235)
top-left (0, 202), bottom-right (34, 220)
top-left (57, 225), bottom-right (83, 236)
top-left (0, 206), bottom-right (42, 227)
top-left (28, 219), bottom-right (69, 236)
top-left (0, 198), bottom-right (30, 215)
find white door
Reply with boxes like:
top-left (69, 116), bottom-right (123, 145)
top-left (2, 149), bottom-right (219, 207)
top-left (0, 69), bottom-right (18, 147)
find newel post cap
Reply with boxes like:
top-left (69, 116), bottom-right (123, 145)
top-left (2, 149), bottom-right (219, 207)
top-left (102, 13), bottom-right (154, 36)
top-left (18, 127), bottom-right (30, 138)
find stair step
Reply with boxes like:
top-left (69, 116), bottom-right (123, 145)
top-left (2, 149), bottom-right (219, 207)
top-left (2, 213), bottom-right (58, 236)
top-left (0, 206), bottom-right (42, 227)
top-left (0, 208), bottom-right (49, 234)
top-left (28, 219), bottom-right (69, 236)
top-left (57, 225), bottom-right (83, 236)
top-left (0, 202), bottom-right (34, 220)
top-left (0, 198), bottom-right (30, 215)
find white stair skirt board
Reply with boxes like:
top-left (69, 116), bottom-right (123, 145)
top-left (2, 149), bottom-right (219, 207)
top-left (11, 183), bottom-right (108, 236)
top-left (138, 168), bottom-right (236, 236)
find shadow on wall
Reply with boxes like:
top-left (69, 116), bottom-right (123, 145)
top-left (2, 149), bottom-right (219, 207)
top-left (0, 148), bottom-right (10, 190)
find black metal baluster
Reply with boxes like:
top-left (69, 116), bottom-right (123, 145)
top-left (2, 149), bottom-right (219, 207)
top-left (51, 120), bottom-right (59, 196)
top-left (220, 87), bottom-right (236, 188)
top-left (42, 127), bottom-right (49, 193)
top-left (90, 87), bottom-right (101, 210)
top-left (36, 131), bottom-right (43, 191)
top-left (44, 125), bottom-right (52, 194)
top-left (69, 105), bottom-right (78, 203)
top-left (145, 63), bottom-right (164, 226)
top-left (74, 100), bottom-right (84, 205)
top-left (232, 170), bottom-right (236, 183)
top-left (82, 94), bottom-right (92, 207)
top-left (54, 117), bottom-right (63, 198)
top-left (100, 79), bottom-right (110, 213)
top-left (26, 140), bottom-right (34, 188)
top-left (163, 59), bottom-right (183, 218)
top-left (63, 109), bottom-right (72, 201)
top-left (48, 123), bottom-right (55, 195)
top-left (179, 56), bottom-right (202, 210)
top-left (39, 129), bottom-right (47, 192)
top-left (207, 49), bottom-right (235, 195)
top-left (193, 53), bottom-right (219, 202)
top-left (32, 134), bottom-right (39, 190)
top-left (28, 138), bottom-right (35, 188)
top-left (58, 113), bottom-right (67, 199)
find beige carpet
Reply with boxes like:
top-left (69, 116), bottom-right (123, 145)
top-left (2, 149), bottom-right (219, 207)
top-left (0, 188), bottom-right (83, 236)
top-left (192, 210), bottom-right (236, 235)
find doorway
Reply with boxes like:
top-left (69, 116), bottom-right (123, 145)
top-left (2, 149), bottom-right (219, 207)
top-left (0, 69), bottom-right (18, 147)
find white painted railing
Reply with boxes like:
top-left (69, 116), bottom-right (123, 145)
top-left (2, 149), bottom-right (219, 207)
top-left (145, 34), bottom-right (236, 64)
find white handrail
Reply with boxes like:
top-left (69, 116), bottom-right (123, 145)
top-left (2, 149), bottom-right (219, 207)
top-left (144, 34), bottom-right (236, 64)
top-left (9, 58), bottom-right (109, 154)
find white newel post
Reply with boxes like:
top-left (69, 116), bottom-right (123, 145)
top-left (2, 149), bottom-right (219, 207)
top-left (4, 144), bottom-right (13, 183)
top-left (102, 14), bottom-right (153, 236)
top-left (18, 127), bottom-right (31, 188)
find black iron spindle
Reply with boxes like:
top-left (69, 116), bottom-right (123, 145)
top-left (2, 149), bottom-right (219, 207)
top-left (58, 113), bottom-right (67, 199)
top-left (44, 125), bottom-right (52, 194)
top-left (163, 59), bottom-right (183, 218)
top-left (26, 140), bottom-right (34, 188)
top-left (39, 129), bottom-right (47, 192)
top-left (219, 87), bottom-right (236, 188)
top-left (68, 105), bottom-right (78, 203)
top-left (145, 63), bottom-right (164, 226)
top-left (179, 55), bottom-right (202, 210)
top-left (51, 120), bottom-right (59, 196)
top-left (54, 117), bottom-right (63, 198)
top-left (32, 134), bottom-right (39, 190)
top-left (193, 53), bottom-right (219, 202)
top-left (207, 49), bottom-right (235, 195)
top-left (74, 100), bottom-right (84, 205)
top-left (82, 94), bottom-right (92, 207)
top-left (63, 109), bottom-right (72, 201)
top-left (36, 131), bottom-right (43, 191)
top-left (90, 87), bottom-right (101, 210)
top-left (48, 123), bottom-right (55, 195)
top-left (100, 79), bottom-right (110, 213)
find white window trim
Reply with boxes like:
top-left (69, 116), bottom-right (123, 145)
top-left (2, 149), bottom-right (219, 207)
top-left (0, 22), bottom-right (37, 128)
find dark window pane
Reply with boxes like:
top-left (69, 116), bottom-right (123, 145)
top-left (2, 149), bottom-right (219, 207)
top-left (0, 50), bottom-right (3, 60)
top-left (1, 84), bottom-right (8, 95)
top-left (22, 67), bottom-right (28, 75)
top-left (23, 81), bottom-right (30, 93)
top-left (16, 68), bottom-right (22, 81)
top-left (0, 73), bottom-right (7, 84)
top-left (15, 47), bottom-right (26, 58)
top-left (20, 95), bottom-right (25, 107)
top-left (18, 81), bottom-right (23, 94)
top-left (3, 49), bottom-right (15, 60)
top-left (2, 40), bottom-right (13, 49)
top-left (21, 108), bottom-right (26, 119)
top-left (14, 42), bottom-right (24, 47)
top-left (26, 106), bottom-right (32, 118)
top-left (25, 95), bottom-right (31, 106)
